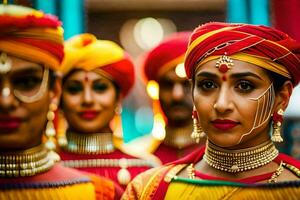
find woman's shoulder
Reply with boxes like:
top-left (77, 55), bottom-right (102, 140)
top-left (121, 163), bottom-right (187, 200)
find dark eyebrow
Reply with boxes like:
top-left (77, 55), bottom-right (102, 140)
top-left (196, 72), bottom-right (219, 79)
top-left (230, 72), bottom-right (263, 80)
top-left (196, 71), bottom-right (263, 81)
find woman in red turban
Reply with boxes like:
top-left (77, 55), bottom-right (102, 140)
top-left (0, 4), bottom-right (119, 200)
top-left (58, 33), bottom-right (160, 189)
top-left (122, 22), bottom-right (300, 200)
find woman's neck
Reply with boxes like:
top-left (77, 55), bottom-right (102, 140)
top-left (63, 131), bottom-right (115, 154)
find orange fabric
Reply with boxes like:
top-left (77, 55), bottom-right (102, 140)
top-left (0, 5), bottom-right (64, 70)
top-left (88, 174), bottom-right (121, 200)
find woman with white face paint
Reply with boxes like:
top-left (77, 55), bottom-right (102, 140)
top-left (122, 22), bottom-right (300, 200)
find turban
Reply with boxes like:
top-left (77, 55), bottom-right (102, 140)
top-left (60, 33), bottom-right (135, 97)
top-left (0, 4), bottom-right (64, 70)
top-left (185, 22), bottom-right (300, 86)
top-left (144, 32), bottom-right (191, 82)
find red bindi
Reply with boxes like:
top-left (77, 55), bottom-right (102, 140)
top-left (84, 73), bottom-right (89, 82)
top-left (222, 75), bottom-right (227, 81)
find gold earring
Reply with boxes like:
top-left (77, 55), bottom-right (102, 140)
top-left (271, 109), bottom-right (284, 143)
top-left (191, 106), bottom-right (205, 143)
top-left (45, 103), bottom-right (60, 162)
top-left (115, 104), bottom-right (122, 115)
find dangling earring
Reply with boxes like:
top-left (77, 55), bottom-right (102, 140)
top-left (112, 103), bottom-right (123, 138)
top-left (45, 103), bottom-right (60, 162)
top-left (191, 106), bottom-right (205, 143)
top-left (115, 104), bottom-right (123, 115)
top-left (271, 109), bottom-right (284, 143)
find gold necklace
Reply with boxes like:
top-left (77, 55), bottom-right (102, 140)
top-left (204, 140), bottom-right (279, 173)
top-left (0, 145), bottom-right (55, 178)
top-left (63, 131), bottom-right (115, 154)
top-left (164, 124), bottom-right (195, 149)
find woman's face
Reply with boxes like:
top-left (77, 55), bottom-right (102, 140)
top-left (193, 59), bottom-right (277, 149)
top-left (62, 70), bottom-right (119, 133)
top-left (0, 55), bottom-right (58, 150)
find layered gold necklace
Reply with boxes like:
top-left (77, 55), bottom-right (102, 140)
top-left (63, 131), bottom-right (115, 154)
top-left (204, 140), bottom-right (278, 173)
top-left (0, 145), bottom-right (55, 178)
top-left (164, 124), bottom-right (195, 149)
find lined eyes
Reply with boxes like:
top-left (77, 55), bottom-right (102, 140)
top-left (196, 80), bottom-right (255, 93)
top-left (197, 80), bottom-right (217, 91)
top-left (65, 82), bottom-right (109, 95)
top-left (236, 80), bottom-right (254, 92)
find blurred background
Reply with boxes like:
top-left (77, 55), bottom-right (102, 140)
top-left (11, 0), bottom-right (300, 158)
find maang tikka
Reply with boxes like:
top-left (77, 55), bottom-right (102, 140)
top-left (191, 106), bottom-right (205, 143)
top-left (271, 109), bottom-right (284, 143)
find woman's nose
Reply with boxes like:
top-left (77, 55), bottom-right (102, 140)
top-left (213, 86), bottom-right (234, 114)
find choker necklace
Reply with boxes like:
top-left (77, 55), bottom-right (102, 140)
top-left (164, 124), bottom-right (195, 149)
top-left (204, 140), bottom-right (278, 173)
top-left (63, 131), bottom-right (115, 154)
top-left (0, 145), bottom-right (55, 178)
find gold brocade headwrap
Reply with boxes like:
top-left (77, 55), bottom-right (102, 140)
top-left (0, 4), bottom-right (64, 70)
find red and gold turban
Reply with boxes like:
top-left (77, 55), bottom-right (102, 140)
top-left (144, 32), bottom-right (191, 82)
top-left (185, 22), bottom-right (300, 86)
top-left (0, 4), bottom-right (64, 70)
top-left (60, 33), bottom-right (135, 97)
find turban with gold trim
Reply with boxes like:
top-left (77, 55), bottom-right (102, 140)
top-left (60, 33), bottom-right (135, 97)
top-left (0, 4), bottom-right (64, 70)
top-left (144, 32), bottom-right (191, 82)
top-left (185, 22), bottom-right (300, 86)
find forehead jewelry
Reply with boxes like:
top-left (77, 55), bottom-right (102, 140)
top-left (215, 55), bottom-right (234, 73)
top-left (0, 52), bottom-right (12, 74)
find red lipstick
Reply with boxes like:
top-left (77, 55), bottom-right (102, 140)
top-left (80, 110), bottom-right (99, 120)
top-left (0, 116), bottom-right (22, 131)
top-left (212, 119), bottom-right (239, 131)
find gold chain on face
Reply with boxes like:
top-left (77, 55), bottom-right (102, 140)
top-left (0, 145), bottom-right (55, 177)
top-left (237, 83), bottom-right (275, 144)
top-left (203, 140), bottom-right (278, 173)
top-left (14, 67), bottom-right (49, 103)
top-left (63, 131), bottom-right (115, 154)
